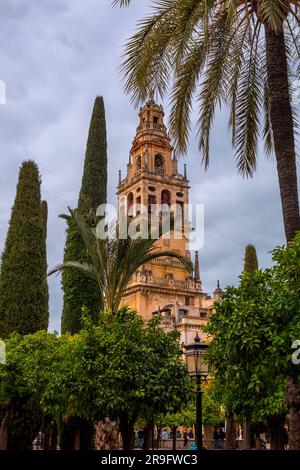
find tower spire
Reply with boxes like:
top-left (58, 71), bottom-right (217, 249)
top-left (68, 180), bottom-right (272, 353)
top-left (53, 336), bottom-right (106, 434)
top-left (194, 250), bottom-right (200, 282)
top-left (214, 280), bottom-right (223, 300)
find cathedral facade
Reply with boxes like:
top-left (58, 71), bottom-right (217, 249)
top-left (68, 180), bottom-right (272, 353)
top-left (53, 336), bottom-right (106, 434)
top-left (117, 98), bottom-right (220, 345)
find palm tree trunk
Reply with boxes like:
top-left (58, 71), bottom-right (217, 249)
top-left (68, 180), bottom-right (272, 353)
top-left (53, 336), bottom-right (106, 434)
top-left (265, 26), bottom-right (300, 242)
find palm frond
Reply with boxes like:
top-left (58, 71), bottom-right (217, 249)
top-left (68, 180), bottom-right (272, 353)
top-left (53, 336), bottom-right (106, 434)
top-left (111, 0), bottom-right (132, 7)
top-left (169, 37), bottom-right (208, 154)
top-left (198, 13), bottom-right (233, 167)
top-left (259, 0), bottom-right (289, 32)
top-left (119, 0), bottom-right (298, 177)
top-left (121, 2), bottom-right (178, 104)
top-left (48, 261), bottom-right (98, 282)
top-left (50, 210), bottom-right (192, 315)
top-left (233, 24), bottom-right (263, 177)
top-left (69, 208), bottom-right (101, 273)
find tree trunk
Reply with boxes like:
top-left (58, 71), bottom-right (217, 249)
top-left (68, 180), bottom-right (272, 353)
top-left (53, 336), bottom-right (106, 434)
top-left (44, 426), bottom-right (51, 450)
top-left (74, 426), bottom-right (81, 450)
top-left (265, 26), bottom-right (300, 448)
top-left (94, 418), bottom-right (119, 450)
top-left (267, 414), bottom-right (285, 450)
top-left (171, 425), bottom-right (177, 451)
top-left (286, 378), bottom-right (300, 450)
top-left (255, 433), bottom-right (262, 450)
top-left (265, 25), bottom-right (300, 242)
top-left (50, 425), bottom-right (58, 450)
top-left (225, 412), bottom-right (236, 450)
top-left (243, 416), bottom-right (252, 450)
top-left (119, 414), bottom-right (135, 450)
top-left (0, 408), bottom-right (12, 450)
top-left (143, 421), bottom-right (154, 451)
top-left (43, 419), bottom-right (58, 451)
top-left (155, 427), bottom-right (162, 449)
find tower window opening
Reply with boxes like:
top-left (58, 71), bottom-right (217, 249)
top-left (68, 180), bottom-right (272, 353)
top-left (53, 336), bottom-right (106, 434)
top-left (175, 200), bottom-right (184, 231)
top-left (148, 195), bottom-right (157, 214)
top-left (155, 154), bottom-right (164, 173)
top-left (178, 309), bottom-right (187, 320)
top-left (136, 155), bottom-right (141, 172)
top-left (161, 189), bottom-right (171, 206)
top-left (127, 192), bottom-right (134, 218)
top-left (136, 196), bottom-right (141, 216)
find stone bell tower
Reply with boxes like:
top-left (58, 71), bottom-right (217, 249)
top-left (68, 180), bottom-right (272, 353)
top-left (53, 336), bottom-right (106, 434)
top-left (117, 97), bottom-right (215, 343)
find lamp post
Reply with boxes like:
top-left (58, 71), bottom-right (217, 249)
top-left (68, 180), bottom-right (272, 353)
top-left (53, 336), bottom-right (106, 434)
top-left (184, 333), bottom-right (209, 451)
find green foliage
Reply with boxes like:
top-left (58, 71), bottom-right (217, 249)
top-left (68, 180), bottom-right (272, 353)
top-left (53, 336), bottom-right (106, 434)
top-left (41, 200), bottom-right (49, 327)
top-left (158, 384), bottom-right (224, 429)
top-left (204, 232), bottom-right (300, 424)
top-left (202, 384), bottom-right (225, 426)
top-left (243, 244), bottom-right (259, 273)
top-left (77, 96), bottom-right (107, 215)
top-left (61, 96), bottom-right (107, 334)
top-left (0, 161), bottom-right (49, 338)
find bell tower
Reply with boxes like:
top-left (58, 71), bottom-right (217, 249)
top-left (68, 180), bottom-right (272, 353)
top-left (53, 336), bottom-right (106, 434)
top-left (117, 97), bottom-right (215, 342)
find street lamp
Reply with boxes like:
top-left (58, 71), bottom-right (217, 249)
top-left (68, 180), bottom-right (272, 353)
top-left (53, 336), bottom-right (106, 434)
top-left (184, 333), bottom-right (209, 451)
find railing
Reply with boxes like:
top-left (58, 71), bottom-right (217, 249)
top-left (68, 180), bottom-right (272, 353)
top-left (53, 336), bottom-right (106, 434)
top-left (127, 169), bottom-right (186, 185)
top-left (152, 277), bottom-right (169, 286)
top-left (151, 257), bottom-right (185, 267)
top-left (127, 274), bottom-right (201, 291)
top-left (173, 280), bottom-right (189, 288)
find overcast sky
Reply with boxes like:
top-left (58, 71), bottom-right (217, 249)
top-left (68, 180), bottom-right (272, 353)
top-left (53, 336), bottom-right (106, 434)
top-left (0, 0), bottom-right (298, 332)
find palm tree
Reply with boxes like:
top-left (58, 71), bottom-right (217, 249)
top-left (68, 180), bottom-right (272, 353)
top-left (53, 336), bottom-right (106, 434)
top-left (113, 0), bottom-right (300, 243)
top-left (49, 209), bottom-right (192, 315)
top-left (112, 0), bottom-right (300, 449)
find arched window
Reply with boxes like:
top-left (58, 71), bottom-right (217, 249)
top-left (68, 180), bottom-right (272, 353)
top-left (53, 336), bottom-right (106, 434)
top-left (161, 189), bottom-right (171, 206)
top-left (155, 154), bottom-right (164, 172)
top-left (161, 191), bottom-right (171, 233)
top-left (136, 155), bottom-right (141, 172)
top-left (127, 192), bottom-right (134, 217)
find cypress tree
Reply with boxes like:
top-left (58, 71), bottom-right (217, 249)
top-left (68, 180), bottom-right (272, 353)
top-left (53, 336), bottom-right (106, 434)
top-left (243, 244), bottom-right (259, 273)
top-left (61, 96), bottom-right (107, 334)
top-left (41, 200), bottom-right (49, 320)
top-left (242, 243), bottom-right (259, 450)
top-left (0, 160), bottom-right (49, 338)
